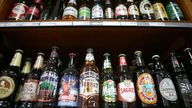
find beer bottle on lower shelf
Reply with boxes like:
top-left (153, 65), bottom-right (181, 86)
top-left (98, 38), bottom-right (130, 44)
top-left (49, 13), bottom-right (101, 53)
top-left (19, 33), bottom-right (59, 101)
top-left (152, 55), bottom-right (180, 108)
top-left (115, 0), bottom-right (128, 20)
top-left (101, 53), bottom-right (117, 108)
top-left (117, 54), bottom-right (137, 108)
top-left (57, 53), bottom-right (79, 108)
top-left (139, 0), bottom-right (155, 20)
top-left (134, 51), bottom-right (158, 108)
top-left (19, 52), bottom-right (45, 108)
top-left (0, 49), bottom-right (23, 108)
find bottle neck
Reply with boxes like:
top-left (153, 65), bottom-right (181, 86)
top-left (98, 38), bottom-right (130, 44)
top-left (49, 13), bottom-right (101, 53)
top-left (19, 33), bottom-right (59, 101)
top-left (170, 55), bottom-right (182, 73)
top-left (185, 49), bottom-right (192, 61)
top-left (68, 0), bottom-right (76, 5)
top-left (85, 52), bottom-right (95, 64)
top-left (21, 60), bottom-right (32, 74)
top-left (103, 57), bottom-right (112, 70)
top-left (106, 0), bottom-right (111, 4)
top-left (153, 59), bottom-right (164, 71)
top-left (35, 0), bottom-right (41, 4)
top-left (33, 55), bottom-right (44, 70)
top-left (119, 56), bottom-right (127, 66)
top-left (10, 52), bottom-right (22, 67)
top-left (68, 56), bottom-right (76, 68)
top-left (135, 54), bottom-right (145, 68)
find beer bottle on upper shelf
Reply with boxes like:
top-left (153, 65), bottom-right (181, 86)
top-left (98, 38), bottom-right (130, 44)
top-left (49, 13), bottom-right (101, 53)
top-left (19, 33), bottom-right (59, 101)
top-left (101, 53), bottom-right (117, 108)
top-left (49, 0), bottom-right (63, 20)
top-left (139, 0), bottom-right (155, 20)
top-left (19, 52), bottom-right (45, 108)
top-left (92, 0), bottom-right (104, 19)
top-left (39, 0), bottom-right (53, 20)
top-left (62, 0), bottom-right (78, 20)
top-left (8, 0), bottom-right (31, 20)
top-left (152, 55), bottom-right (180, 108)
top-left (115, 0), bottom-right (128, 20)
top-left (79, 0), bottom-right (91, 20)
top-left (117, 54), bottom-right (137, 108)
top-left (184, 48), bottom-right (192, 81)
top-left (169, 52), bottom-right (192, 108)
top-left (134, 51), bottom-right (158, 108)
top-left (0, 49), bottom-right (23, 108)
top-left (165, 0), bottom-right (184, 21)
top-left (57, 53), bottom-right (79, 108)
top-left (104, 0), bottom-right (114, 19)
top-left (36, 47), bottom-right (60, 108)
top-left (79, 48), bottom-right (100, 108)
top-left (127, 0), bottom-right (140, 20)
top-left (25, 0), bottom-right (42, 20)
top-left (152, 0), bottom-right (169, 21)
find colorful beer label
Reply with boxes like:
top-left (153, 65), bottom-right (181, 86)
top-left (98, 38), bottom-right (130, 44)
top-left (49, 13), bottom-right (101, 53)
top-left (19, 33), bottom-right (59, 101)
top-left (153, 3), bottom-right (168, 20)
top-left (58, 75), bottom-right (79, 107)
top-left (159, 78), bottom-right (177, 101)
top-left (137, 73), bottom-right (157, 104)
top-left (37, 71), bottom-right (59, 102)
top-left (128, 4), bottom-right (140, 16)
top-left (20, 79), bottom-right (39, 101)
top-left (0, 76), bottom-right (15, 99)
top-left (102, 80), bottom-right (116, 102)
top-left (92, 5), bottom-right (103, 19)
top-left (79, 6), bottom-right (90, 19)
top-left (118, 80), bottom-right (136, 102)
top-left (139, 0), bottom-right (154, 14)
top-left (63, 6), bottom-right (78, 18)
top-left (115, 4), bottom-right (128, 17)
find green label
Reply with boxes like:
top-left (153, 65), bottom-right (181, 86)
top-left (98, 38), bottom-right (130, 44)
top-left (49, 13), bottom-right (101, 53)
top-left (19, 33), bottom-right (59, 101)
top-left (102, 80), bottom-right (116, 102)
top-left (79, 7), bottom-right (90, 19)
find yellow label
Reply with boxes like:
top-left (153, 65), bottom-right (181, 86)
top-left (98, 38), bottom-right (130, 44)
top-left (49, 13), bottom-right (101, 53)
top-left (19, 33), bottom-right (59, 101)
top-left (153, 3), bottom-right (168, 20)
top-left (10, 52), bottom-right (22, 67)
top-left (0, 76), bottom-right (15, 99)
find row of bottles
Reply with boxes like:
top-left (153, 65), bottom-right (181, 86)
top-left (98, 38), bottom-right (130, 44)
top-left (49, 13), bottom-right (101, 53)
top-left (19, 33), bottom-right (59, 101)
top-left (8, 0), bottom-right (184, 21)
top-left (0, 47), bottom-right (192, 108)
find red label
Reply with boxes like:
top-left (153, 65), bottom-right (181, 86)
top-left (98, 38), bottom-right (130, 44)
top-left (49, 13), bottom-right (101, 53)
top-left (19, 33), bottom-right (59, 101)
top-left (119, 56), bottom-right (127, 66)
top-left (27, 7), bottom-right (40, 17)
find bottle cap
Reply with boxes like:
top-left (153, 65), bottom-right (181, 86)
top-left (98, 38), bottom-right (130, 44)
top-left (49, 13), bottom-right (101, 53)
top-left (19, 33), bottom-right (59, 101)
top-left (37, 52), bottom-right (45, 56)
top-left (16, 49), bottom-right (23, 53)
top-left (69, 53), bottom-right (77, 57)
top-left (87, 48), bottom-right (94, 53)
top-left (118, 54), bottom-right (126, 57)
top-left (25, 58), bottom-right (32, 62)
top-left (170, 52), bottom-right (176, 56)
top-left (103, 53), bottom-right (110, 57)
top-left (152, 55), bottom-right (160, 59)
top-left (184, 48), bottom-right (191, 52)
top-left (52, 46), bottom-right (59, 50)
top-left (134, 50), bottom-right (142, 55)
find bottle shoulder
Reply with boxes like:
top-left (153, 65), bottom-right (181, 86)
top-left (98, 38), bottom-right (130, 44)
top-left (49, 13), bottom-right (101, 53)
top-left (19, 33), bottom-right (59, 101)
top-left (80, 64), bottom-right (99, 74)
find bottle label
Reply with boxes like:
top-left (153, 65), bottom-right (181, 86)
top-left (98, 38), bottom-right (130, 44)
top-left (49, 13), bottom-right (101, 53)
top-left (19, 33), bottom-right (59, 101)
top-left (137, 73), bottom-right (157, 104)
top-left (119, 56), bottom-right (127, 66)
top-left (58, 75), bottom-right (79, 107)
top-left (37, 71), bottom-right (59, 102)
top-left (153, 3), bottom-right (168, 20)
top-left (20, 79), bottom-right (39, 101)
top-left (165, 2), bottom-right (184, 20)
top-left (8, 3), bottom-right (29, 20)
top-left (0, 76), bottom-right (15, 99)
top-left (10, 52), bottom-right (22, 67)
top-left (91, 5), bottom-right (104, 19)
top-left (63, 6), bottom-right (78, 18)
top-left (103, 59), bottom-right (112, 69)
top-left (115, 4), bottom-right (128, 17)
top-left (139, 0), bottom-right (154, 14)
top-left (128, 4), bottom-right (140, 16)
top-left (26, 6), bottom-right (40, 17)
top-left (15, 85), bottom-right (22, 102)
top-left (118, 80), bottom-right (136, 102)
top-left (85, 53), bottom-right (95, 61)
top-left (159, 78), bottom-right (177, 101)
top-left (79, 6), bottom-right (90, 19)
top-left (102, 80), bottom-right (116, 102)
top-left (105, 8), bottom-right (114, 19)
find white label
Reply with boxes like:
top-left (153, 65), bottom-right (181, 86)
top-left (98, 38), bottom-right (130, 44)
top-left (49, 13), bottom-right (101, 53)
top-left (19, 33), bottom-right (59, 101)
top-left (139, 0), bottom-right (154, 14)
top-left (92, 5), bottom-right (103, 19)
top-left (85, 53), bottom-right (95, 61)
top-left (115, 4), bottom-right (128, 17)
top-left (105, 8), bottom-right (114, 19)
top-left (128, 5), bottom-right (140, 16)
top-left (159, 78), bottom-right (177, 101)
top-left (68, 0), bottom-right (77, 5)
top-left (63, 6), bottom-right (77, 18)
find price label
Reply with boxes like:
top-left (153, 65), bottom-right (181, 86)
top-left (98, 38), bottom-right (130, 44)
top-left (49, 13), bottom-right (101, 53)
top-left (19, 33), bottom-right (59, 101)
top-left (6, 22), bottom-right (23, 27)
top-left (0, 22), bottom-right (5, 27)
top-left (40, 22), bottom-right (57, 26)
top-left (22, 22), bottom-right (40, 26)
top-left (73, 21), bottom-right (91, 26)
top-left (55, 21), bottom-right (73, 26)
top-left (149, 22), bottom-right (165, 27)
top-left (103, 21), bottom-right (120, 26)
top-left (120, 22), bottom-right (138, 26)
top-left (90, 21), bottom-right (103, 26)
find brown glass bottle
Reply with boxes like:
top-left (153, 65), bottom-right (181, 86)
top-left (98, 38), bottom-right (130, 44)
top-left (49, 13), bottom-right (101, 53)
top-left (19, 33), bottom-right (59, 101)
top-left (117, 54), bottom-right (137, 108)
top-left (0, 49), bottom-right (23, 108)
top-left (79, 0), bottom-right (91, 20)
top-left (19, 52), bottom-right (45, 108)
top-left (152, 55), bottom-right (180, 108)
top-left (105, 0), bottom-right (114, 19)
top-left (62, 0), bottom-right (78, 20)
top-left (92, 0), bottom-right (104, 19)
top-left (128, 0), bottom-right (140, 20)
top-left (79, 48), bottom-right (99, 108)
top-left (134, 51), bottom-right (158, 108)
top-left (139, 0), bottom-right (155, 20)
top-left (115, 0), bottom-right (128, 20)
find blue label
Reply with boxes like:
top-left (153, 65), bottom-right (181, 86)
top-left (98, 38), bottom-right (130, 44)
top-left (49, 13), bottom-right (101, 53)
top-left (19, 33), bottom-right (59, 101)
top-left (58, 75), bottom-right (79, 107)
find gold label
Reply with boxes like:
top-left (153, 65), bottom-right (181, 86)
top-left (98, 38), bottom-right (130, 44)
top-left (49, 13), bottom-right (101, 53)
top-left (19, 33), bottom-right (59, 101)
top-left (153, 3), bottom-right (168, 20)
top-left (10, 52), bottom-right (22, 67)
top-left (0, 76), bottom-right (15, 99)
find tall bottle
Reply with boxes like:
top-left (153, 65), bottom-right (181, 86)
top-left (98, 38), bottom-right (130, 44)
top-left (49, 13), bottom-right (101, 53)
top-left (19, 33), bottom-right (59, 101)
top-left (49, 0), bottom-right (63, 20)
top-left (57, 53), bottom-right (79, 108)
top-left (25, 0), bottom-right (42, 20)
top-left (152, 55), bottom-right (180, 108)
top-left (19, 52), bottom-right (45, 108)
top-left (104, 0), bottom-right (114, 19)
top-left (101, 53), bottom-right (117, 108)
top-left (79, 48), bottom-right (99, 108)
top-left (134, 51), bottom-right (158, 108)
top-left (139, 0), bottom-right (155, 20)
top-left (117, 54), bottom-right (137, 108)
top-left (91, 0), bottom-right (104, 19)
top-left (169, 52), bottom-right (192, 108)
top-left (127, 0), bottom-right (140, 20)
top-left (115, 0), bottom-right (128, 20)
top-left (36, 47), bottom-right (60, 108)
top-left (0, 49), bottom-right (23, 108)
top-left (39, 0), bottom-right (53, 20)
top-left (79, 0), bottom-right (91, 20)
top-left (62, 0), bottom-right (78, 20)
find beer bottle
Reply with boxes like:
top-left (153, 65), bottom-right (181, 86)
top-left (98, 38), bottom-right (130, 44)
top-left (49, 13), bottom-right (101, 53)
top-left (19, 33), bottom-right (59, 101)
top-left (8, 0), bottom-right (31, 20)
top-left (49, 0), bottom-right (63, 20)
top-left (36, 47), bottom-right (60, 108)
top-left (79, 0), bottom-right (91, 20)
top-left (165, 0), bottom-right (184, 21)
top-left (134, 51), bottom-right (158, 108)
top-left (25, 0), bottom-right (42, 20)
top-left (115, 0), bottom-right (128, 20)
top-left (0, 49), bottom-right (23, 108)
top-left (19, 52), bottom-right (45, 108)
top-left (104, 0), bottom-right (114, 19)
top-left (169, 52), bottom-right (192, 108)
top-left (184, 48), bottom-right (192, 81)
top-left (39, 0), bottom-right (53, 20)
top-left (127, 0), bottom-right (140, 20)
top-left (101, 53), bottom-right (117, 108)
top-left (152, 0), bottom-right (169, 21)
top-left (57, 0), bottom-right (66, 20)
top-left (117, 54), bottom-right (137, 108)
top-left (57, 53), bottom-right (79, 108)
top-left (79, 48), bottom-right (99, 108)
top-left (139, 0), bottom-right (155, 20)
top-left (152, 55), bottom-right (180, 108)
top-left (92, 0), bottom-right (104, 19)
top-left (62, 0), bottom-right (78, 20)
